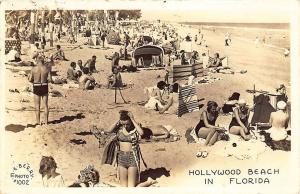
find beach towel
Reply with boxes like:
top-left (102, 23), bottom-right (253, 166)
top-left (178, 85), bottom-right (199, 117)
top-left (101, 135), bottom-right (118, 165)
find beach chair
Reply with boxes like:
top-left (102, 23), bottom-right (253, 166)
top-left (177, 85), bottom-right (199, 117)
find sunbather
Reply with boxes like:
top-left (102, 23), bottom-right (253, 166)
top-left (28, 56), bottom-right (52, 125)
top-left (39, 156), bottom-right (65, 187)
top-left (84, 55), bottom-right (97, 73)
top-left (67, 62), bottom-right (77, 81)
top-left (52, 45), bottom-right (68, 61)
top-left (144, 81), bottom-right (167, 110)
top-left (107, 66), bottom-right (124, 88)
top-left (158, 83), bottom-right (179, 114)
top-left (209, 53), bottom-right (224, 67)
top-left (229, 99), bottom-right (252, 140)
top-left (267, 101), bottom-right (289, 141)
top-left (79, 67), bottom-right (97, 90)
top-left (191, 101), bottom-right (229, 146)
top-left (103, 110), bottom-right (156, 187)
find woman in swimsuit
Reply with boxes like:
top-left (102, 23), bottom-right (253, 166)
top-left (107, 110), bottom-right (156, 187)
top-left (192, 101), bottom-right (229, 146)
top-left (229, 99), bottom-right (252, 140)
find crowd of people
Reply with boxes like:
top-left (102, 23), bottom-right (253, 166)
top-left (5, 13), bottom-right (291, 188)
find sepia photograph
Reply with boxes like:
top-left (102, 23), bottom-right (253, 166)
top-left (0, 0), bottom-right (299, 193)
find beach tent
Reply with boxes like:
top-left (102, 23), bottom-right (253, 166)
top-left (143, 35), bottom-right (153, 43)
top-left (133, 45), bottom-right (164, 67)
top-left (107, 31), bottom-right (121, 45)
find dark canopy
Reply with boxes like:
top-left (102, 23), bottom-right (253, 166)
top-left (133, 45), bottom-right (164, 58)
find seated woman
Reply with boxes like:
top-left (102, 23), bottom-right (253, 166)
top-left (104, 110), bottom-right (157, 187)
top-left (229, 99), bottom-right (252, 140)
top-left (79, 67), bottom-right (97, 90)
top-left (107, 66), bottom-right (124, 88)
top-left (268, 101), bottom-right (289, 141)
top-left (222, 92), bottom-right (240, 113)
top-left (158, 83), bottom-right (179, 114)
top-left (209, 53), bottom-right (224, 67)
top-left (39, 156), bottom-right (65, 187)
top-left (144, 81), bottom-right (167, 110)
top-left (191, 101), bottom-right (229, 146)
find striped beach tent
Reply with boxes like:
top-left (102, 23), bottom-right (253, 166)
top-left (177, 85), bottom-right (199, 117)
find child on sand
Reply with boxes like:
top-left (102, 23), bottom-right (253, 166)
top-left (39, 156), bottom-right (65, 187)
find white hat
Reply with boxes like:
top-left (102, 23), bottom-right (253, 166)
top-left (277, 101), bottom-right (287, 110)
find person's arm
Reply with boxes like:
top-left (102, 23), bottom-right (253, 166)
top-left (233, 108), bottom-right (248, 132)
top-left (48, 66), bottom-right (53, 83)
top-left (87, 75), bottom-right (95, 82)
top-left (159, 95), bottom-right (173, 114)
top-left (28, 69), bottom-right (34, 83)
top-left (268, 113), bottom-right (273, 126)
top-left (106, 121), bottom-right (120, 134)
top-left (128, 112), bottom-right (144, 136)
top-left (83, 59), bottom-right (90, 67)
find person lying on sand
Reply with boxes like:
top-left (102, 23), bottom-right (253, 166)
top-left (157, 83), bottom-right (179, 114)
top-left (144, 81), bottom-right (168, 110)
top-left (39, 156), bottom-right (65, 187)
top-left (52, 45), bottom-right (68, 61)
top-left (103, 110), bottom-right (157, 187)
top-left (28, 56), bottom-right (52, 125)
top-left (79, 67), bottom-right (98, 90)
top-left (191, 101), bottom-right (229, 146)
top-left (221, 92), bottom-right (240, 114)
top-left (229, 99), bottom-right (252, 141)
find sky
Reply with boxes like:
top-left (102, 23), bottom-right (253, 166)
top-left (2, 0), bottom-right (294, 23)
top-left (140, 0), bottom-right (293, 23)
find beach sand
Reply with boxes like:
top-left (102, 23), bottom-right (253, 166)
top-left (2, 24), bottom-right (291, 188)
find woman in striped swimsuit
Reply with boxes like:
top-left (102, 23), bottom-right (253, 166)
top-left (107, 110), bottom-right (156, 187)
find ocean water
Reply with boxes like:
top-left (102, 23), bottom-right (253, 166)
top-left (181, 22), bottom-right (289, 30)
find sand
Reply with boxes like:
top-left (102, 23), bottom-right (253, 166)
top-left (2, 23), bottom-right (291, 189)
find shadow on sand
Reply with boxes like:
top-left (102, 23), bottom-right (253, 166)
top-left (49, 113), bottom-right (85, 124)
top-left (140, 167), bottom-right (170, 182)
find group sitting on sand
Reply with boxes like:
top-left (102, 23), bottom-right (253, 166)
top-left (144, 81), bottom-right (179, 114)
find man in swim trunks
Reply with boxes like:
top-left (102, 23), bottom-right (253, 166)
top-left (84, 55), bottom-right (97, 73)
top-left (28, 56), bottom-right (52, 125)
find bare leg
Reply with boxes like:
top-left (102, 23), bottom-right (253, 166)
top-left (229, 126), bottom-right (250, 140)
top-left (204, 129), bottom-right (216, 145)
top-left (119, 166), bottom-right (128, 187)
top-left (207, 131), bottom-right (219, 146)
top-left (137, 177), bottom-right (157, 187)
top-left (84, 80), bottom-right (91, 90)
top-left (42, 95), bottom-right (49, 125)
top-left (33, 94), bottom-right (41, 125)
top-left (127, 167), bottom-right (138, 187)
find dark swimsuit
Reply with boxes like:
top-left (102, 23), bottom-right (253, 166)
top-left (229, 107), bottom-right (248, 129)
top-left (117, 130), bottom-right (138, 168)
top-left (194, 111), bottom-right (217, 135)
top-left (33, 83), bottom-right (48, 96)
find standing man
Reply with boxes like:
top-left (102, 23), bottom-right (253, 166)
top-left (28, 56), bottom-right (52, 125)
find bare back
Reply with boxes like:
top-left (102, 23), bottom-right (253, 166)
top-left (30, 65), bottom-right (51, 83)
top-left (270, 111), bottom-right (289, 129)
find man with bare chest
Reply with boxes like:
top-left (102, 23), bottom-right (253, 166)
top-left (28, 56), bottom-right (52, 125)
